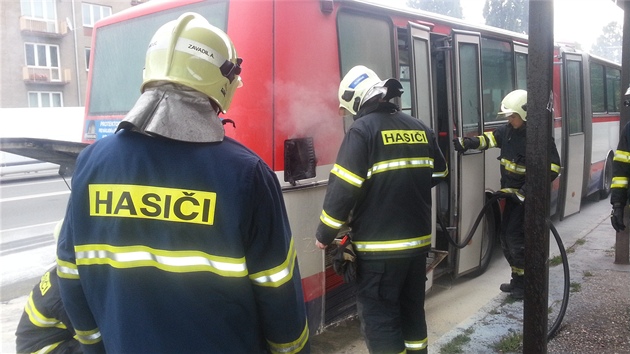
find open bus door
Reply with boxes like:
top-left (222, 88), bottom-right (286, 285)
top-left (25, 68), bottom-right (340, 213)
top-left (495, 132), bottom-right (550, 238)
top-left (559, 52), bottom-right (586, 219)
top-left (406, 22), bottom-right (436, 287)
top-left (452, 30), bottom-right (485, 276)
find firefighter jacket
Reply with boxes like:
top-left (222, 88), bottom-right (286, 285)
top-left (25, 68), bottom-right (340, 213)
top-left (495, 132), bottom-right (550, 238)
top-left (316, 101), bottom-right (448, 260)
top-left (612, 121), bottom-right (630, 206)
top-left (466, 123), bottom-right (561, 198)
top-left (56, 130), bottom-right (309, 354)
top-left (16, 267), bottom-right (80, 354)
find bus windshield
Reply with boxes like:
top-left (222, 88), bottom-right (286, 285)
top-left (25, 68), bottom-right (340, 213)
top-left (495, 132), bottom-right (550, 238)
top-left (87, 1), bottom-right (228, 117)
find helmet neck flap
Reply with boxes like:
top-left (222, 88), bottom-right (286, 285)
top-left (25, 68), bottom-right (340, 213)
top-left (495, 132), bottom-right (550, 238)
top-left (117, 84), bottom-right (225, 143)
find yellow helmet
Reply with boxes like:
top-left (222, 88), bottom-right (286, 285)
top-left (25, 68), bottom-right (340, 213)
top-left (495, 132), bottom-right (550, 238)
top-left (338, 65), bottom-right (403, 116)
top-left (498, 89), bottom-right (528, 121)
top-left (142, 12), bottom-right (242, 113)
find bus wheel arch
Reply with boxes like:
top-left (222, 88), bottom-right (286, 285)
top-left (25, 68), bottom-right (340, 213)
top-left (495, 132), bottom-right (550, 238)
top-left (465, 192), bottom-right (499, 277)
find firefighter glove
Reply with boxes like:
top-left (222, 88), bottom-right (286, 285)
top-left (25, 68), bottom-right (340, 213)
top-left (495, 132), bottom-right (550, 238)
top-left (453, 137), bottom-right (471, 153)
top-left (331, 235), bottom-right (357, 284)
top-left (611, 204), bottom-right (625, 232)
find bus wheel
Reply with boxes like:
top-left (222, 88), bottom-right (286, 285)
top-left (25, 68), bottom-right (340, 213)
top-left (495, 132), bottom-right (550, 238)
top-left (599, 154), bottom-right (613, 200)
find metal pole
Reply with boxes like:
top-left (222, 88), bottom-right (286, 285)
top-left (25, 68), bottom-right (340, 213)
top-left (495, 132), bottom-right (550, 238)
top-left (617, 0), bottom-right (630, 265)
top-left (523, 0), bottom-right (554, 352)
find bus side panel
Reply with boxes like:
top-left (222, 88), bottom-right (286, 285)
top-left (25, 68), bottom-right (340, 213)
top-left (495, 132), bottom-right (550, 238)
top-left (225, 0), bottom-right (274, 165)
top-left (273, 0), bottom-right (343, 170)
top-left (273, 0), bottom-right (345, 333)
top-left (281, 184), bottom-right (328, 334)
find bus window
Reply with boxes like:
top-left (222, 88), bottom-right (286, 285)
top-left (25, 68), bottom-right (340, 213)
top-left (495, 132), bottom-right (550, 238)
top-left (590, 63), bottom-right (605, 113)
top-left (88, 1), bottom-right (228, 117)
top-left (459, 43), bottom-right (481, 137)
top-left (566, 60), bottom-right (584, 135)
top-left (481, 38), bottom-right (514, 125)
top-left (606, 67), bottom-right (621, 113)
top-left (337, 11), bottom-right (394, 81)
top-left (399, 64), bottom-right (412, 114)
top-left (515, 52), bottom-right (527, 90)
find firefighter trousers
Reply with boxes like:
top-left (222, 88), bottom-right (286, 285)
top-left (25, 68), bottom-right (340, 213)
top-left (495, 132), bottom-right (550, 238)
top-left (500, 198), bottom-right (525, 273)
top-left (355, 255), bottom-right (428, 354)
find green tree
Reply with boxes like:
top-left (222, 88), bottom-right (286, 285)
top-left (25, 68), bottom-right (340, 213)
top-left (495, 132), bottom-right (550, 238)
top-left (483, 0), bottom-right (529, 34)
top-left (406, 0), bottom-right (463, 19)
top-left (591, 21), bottom-right (622, 64)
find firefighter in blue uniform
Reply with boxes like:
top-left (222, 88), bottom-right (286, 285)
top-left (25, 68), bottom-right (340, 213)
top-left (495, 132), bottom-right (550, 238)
top-left (16, 221), bottom-right (81, 354)
top-left (56, 13), bottom-right (309, 354)
top-left (315, 65), bottom-right (448, 354)
top-left (453, 89), bottom-right (561, 299)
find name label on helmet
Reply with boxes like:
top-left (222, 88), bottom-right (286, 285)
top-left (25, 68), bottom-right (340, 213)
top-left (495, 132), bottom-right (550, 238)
top-left (89, 184), bottom-right (216, 225)
top-left (349, 73), bottom-right (369, 89)
top-left (381, 130), bottom-right (428, 145)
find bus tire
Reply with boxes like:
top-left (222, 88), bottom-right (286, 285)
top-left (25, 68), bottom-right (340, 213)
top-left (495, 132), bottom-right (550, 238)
top-left (599, 154), bottom-right (613, 200)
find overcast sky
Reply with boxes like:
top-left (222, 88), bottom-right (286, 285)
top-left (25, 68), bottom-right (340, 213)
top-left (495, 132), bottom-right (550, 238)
top-left (379, 0), bottom-right (624, 51)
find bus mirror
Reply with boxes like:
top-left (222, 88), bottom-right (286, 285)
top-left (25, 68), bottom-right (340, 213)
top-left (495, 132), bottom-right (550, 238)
top-left (284, 137), bottom-right (317, 186)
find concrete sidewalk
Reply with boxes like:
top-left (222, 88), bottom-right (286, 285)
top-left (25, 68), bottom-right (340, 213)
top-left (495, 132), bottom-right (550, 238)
top-left (431, 197), bottom-right (630, 353)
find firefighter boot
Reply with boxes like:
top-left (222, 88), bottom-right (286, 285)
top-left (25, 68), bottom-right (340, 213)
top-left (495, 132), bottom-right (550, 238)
top-left (499, 273), bottom-right (518, 292)
top-left (509, 275), bottom-right (524, 300)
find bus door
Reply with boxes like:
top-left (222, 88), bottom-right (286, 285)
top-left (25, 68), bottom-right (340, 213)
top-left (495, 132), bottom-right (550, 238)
top-left (559, 53), bottom-right (586, 219)
top-left (452, 30), bottom-right (485, 276)
top-left (406, 22), bottom-right (436, 287)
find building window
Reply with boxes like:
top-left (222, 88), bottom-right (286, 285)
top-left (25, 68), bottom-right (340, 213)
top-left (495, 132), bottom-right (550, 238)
top-left (82, 3), bottom-right (112, 28)
top-left (21, 0), bottom-right (57, 21)
top-left (25, 43), bottom-right (61, 81)
top-left (85, 47), bottom-right (91, 70)
top-left (28, 92), bottom-right (63, 107)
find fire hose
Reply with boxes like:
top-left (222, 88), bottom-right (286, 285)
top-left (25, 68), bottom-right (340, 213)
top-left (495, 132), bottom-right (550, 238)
top-left (435, 193), bottom-right (569, 340)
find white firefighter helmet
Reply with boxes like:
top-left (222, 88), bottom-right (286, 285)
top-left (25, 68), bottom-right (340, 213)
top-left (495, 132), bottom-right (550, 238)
top-left (141, 12), bottom-right (242, 113)
top-left (338, 65), bottom-right (403, 115)
top-left (498, 89), bottom-right (528, 121)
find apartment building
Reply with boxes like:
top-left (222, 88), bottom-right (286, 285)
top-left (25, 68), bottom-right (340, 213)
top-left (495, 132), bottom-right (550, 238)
top-left (0, 0), bottom-right (143, 108)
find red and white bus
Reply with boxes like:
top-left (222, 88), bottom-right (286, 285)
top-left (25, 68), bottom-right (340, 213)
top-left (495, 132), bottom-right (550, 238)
top-left (8, 0), bottom-right (620, 334)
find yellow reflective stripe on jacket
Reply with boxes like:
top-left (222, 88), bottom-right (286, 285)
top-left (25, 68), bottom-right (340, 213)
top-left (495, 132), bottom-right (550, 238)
top-left (249, 239), bottom-right (297, 288)
top-left (484, 131), bottom-right (498, 148)
top-left (367, 158), bottom-right (434, 178)
top-left (56, 259), bottom-right (79, 280)
top-left (499, 188), bottom-right (525, 202)
top-left (500, 158), bottom-right (526, 175)
top-left (267, 320), bottom-right (309, 354)
top-left (33, 340), bottom-right (63, 354)
top-left (478, 135), bottom-right (488, 149)
top-left (551, 163), bottom-right (560, 174)
top-left (331, 164), bottom-right (364, 188)
top-left (24, 291), bottom-right (67, 329)
top-left (511, 266), bottom-right (524, 276)
top-left (75, 328), bottom-right (102, 345)
top-left (353, 234), bottom-right (431, 253)
top-left (74, 244), bottom-right (248, 277)
top-left (614, 149), bottom-right (630, 163)
top-left (320, 210), bottom-right (344, 230)
top-left (405, 337), bottom-right (428, 350)
top-left (612, 176), bottom-right (629, 189)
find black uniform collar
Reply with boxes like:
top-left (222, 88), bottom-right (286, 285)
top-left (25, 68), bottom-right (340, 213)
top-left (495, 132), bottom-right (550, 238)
top-left (355, 101), bottom-right (399, 120)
